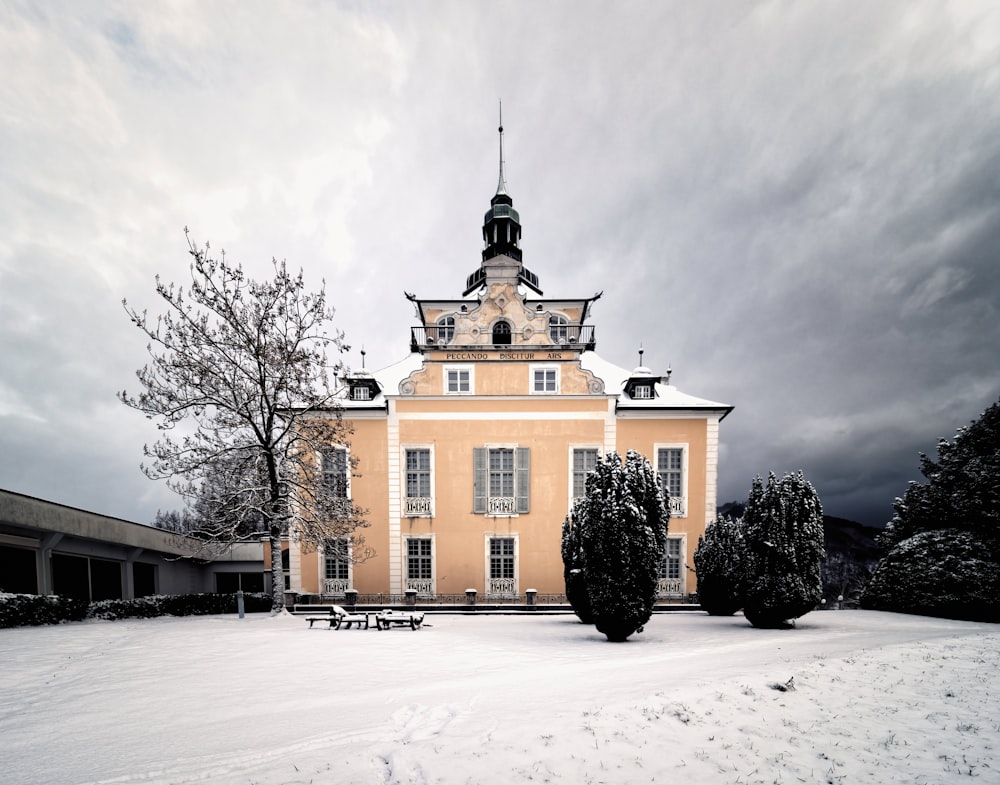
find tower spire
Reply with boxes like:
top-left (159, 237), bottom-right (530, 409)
top-left (496, 101), bottom-right (508, 196)
top-left (464, 107), bottom-right (542, 296)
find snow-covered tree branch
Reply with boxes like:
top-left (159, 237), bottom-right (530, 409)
top-left (120, 231), bottom-right (369, 610)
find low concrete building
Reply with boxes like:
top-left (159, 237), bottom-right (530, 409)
top-left (0, 489), bottom-right (264, 601)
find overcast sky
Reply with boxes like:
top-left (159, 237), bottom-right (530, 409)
top-left (2, 1), bottom-right (998, 529)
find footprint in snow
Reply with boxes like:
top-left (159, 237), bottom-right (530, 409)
top-left (391, 703), bottom-right (457, 743)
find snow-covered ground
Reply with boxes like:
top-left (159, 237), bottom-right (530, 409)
top-left (0, 610), bottom-right (996, 785)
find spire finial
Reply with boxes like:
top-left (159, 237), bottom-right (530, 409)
top-left (360, 346), bottom-right (366, 369)
top-left (638, 344), bottom-right (644, 366)
top-left (496, 100), bottom-right (508, 196)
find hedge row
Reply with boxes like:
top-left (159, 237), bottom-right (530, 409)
top-left (0, 592), bottom-right (272, 628)
top-left (0, 593), bottom-right (88, 628)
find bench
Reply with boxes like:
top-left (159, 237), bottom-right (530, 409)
top-left (305, 605), bottom-right (370, 630)
top-left (375, 609), bottom-right (425, 630)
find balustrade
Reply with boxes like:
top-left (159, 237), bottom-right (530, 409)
top-left (404, 497), bottom-right (432, 516)
top-left (487, 577), bottom-right (518, 597)
top-left (324, 579), bottom-right (349, 596)
top-left (405, 578), bottom-right (434, 597)
top-left (656, 578), bottom-right (683, 597)
top-left (487, 496), bottom-right (516, 515)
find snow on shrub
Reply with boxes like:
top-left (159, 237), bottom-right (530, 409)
top-left (561, 500), bottom-right (593, 624)
top-left (741, 472), bottom-right (825, 629)
top-left (693, 515), bottom-right (744, 616)
top-left (861, 530), bottom-right (1000, 623)
top-left (0, 592), bottom-right (271, 627)
top-left (0, 593), bottom-right (88, 628)
top-left (574, 450), bottom-right (669, 642)
top-left (866, 399), bottom-right (1000, 620)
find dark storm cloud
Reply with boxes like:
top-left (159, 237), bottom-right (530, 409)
top-left (1, 1), bottom-right (997, 526)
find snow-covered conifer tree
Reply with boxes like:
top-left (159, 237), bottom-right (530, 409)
top-left (741, 472), bottom-right (824, 628)
top-left (862, 399), bottom-right (1000, 621)
top-left (578, 450), bottom-right (669, 642)
top-left (693, 515), bottom-right (745, 616)
top-left (561, 499), bottom-right (593, 623)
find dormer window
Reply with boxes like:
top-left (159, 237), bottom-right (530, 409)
top-left (623, 366), bottom-right (662, 401)
top-left (633, 384), bottom-right (653, 399)
top-left (344, 374), bottom-right (380, 402)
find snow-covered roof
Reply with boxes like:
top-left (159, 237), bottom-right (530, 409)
top-left (580, 352), bottom-right (733, 416)
top-left (372, 353), bottom-right (425, 391)
top-left (350, 352), bottom-right (730, 417)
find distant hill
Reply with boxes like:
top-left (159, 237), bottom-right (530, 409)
top-left (823, 515), bottom-right (880, 559)
top-left (714, 502), bottom-right (881, 602)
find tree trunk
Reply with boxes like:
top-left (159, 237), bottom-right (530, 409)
top-left (269, 529), bottom-right (285, 613)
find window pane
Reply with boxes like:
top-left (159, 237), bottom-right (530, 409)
top-left (325, 538), bottom-right (350, 580)
top-left (407, 538), bottom-right (432, 579)
top-left (657, 448), bottom-right (683, 498)
top-left (490, 538), bottom-right (515, 578)
top-left (323, 449), bottom-right (348, 497)
top-left (662, 538), bottom-right (682, 580)
top-left (534, 369), bottom-right (557, 392)
top-left (549, 315), bottom-right (569, 342)
top-left (447, 369), bottom-right (470, 393)
top-left (436, 316), bottom-right (455, 343)
top-left (572, 448), bottom-right (598, 498)
top-left (489, 448), bottom-right (514, 497)
top-left (405, 449), bottom-right (431, 498)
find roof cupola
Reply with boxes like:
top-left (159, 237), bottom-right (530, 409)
top-left (465, 108), bottom-right (542, 296)
top-left (482, 117), bottom-right (522, 263)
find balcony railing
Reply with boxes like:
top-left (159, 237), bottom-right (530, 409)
top-left (668, 497), bottom-right (686, 517)
top-left (487, 578), bottom-right (518, 597)
top-left (324, 579), bottom-right (349, 596)
top-left (487, 496), bottom-right (516, 515)
top-left (411, 324), bottom-right (596, 352)
top-left (403, 497), bottom-right (432, 516)
top-left (656, 578), bottom-right (683, 597)
top-left (405, 578), bottom-right (434, 597)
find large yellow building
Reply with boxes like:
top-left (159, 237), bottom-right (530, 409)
top-left (288, 131), bottom-right (732, 603)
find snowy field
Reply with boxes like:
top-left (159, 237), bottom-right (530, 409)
top-left (0, 610), bottom-right (997, 785)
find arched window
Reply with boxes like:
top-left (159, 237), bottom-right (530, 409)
top-left (492, 320), bottom-right (512, 345)
top-left (549, 314), bottom-right (569, 343)
top-left (436, 315), bottom-right (455, 344)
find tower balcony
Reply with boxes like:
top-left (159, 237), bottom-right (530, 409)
top-left (411, 324), bottom-right (596, 353)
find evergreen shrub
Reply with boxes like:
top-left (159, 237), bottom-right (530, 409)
top-left (561, 501), bottom-right (593, 624)
top-left (861, 530), bottom-right (1000, 622)
top-left (578, 451), bottom-right (669, 642)
top-left (0, 593), bottom-right (88, 628)
top-left (693, 515), bottom-right (744, 616)
top-left (864, 400), bottom-right (1000, 620)
top-left (0, 592), bottom-right (270, 627)
top-left (742, 472), bottom-right (825, 629)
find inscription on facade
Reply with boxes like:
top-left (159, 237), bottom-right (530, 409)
top-left (443, 351), bottom-right (565, 361)
top-left (445, 352), bottom-right (489, 361)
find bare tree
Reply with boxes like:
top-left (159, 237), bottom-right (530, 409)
top-left (120, 231), bottom-right (368, 611)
